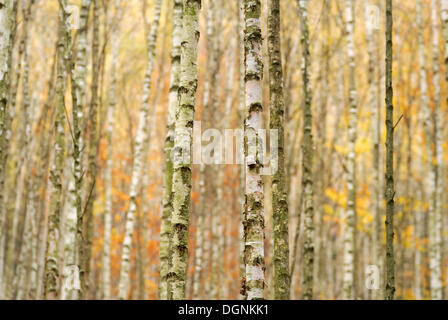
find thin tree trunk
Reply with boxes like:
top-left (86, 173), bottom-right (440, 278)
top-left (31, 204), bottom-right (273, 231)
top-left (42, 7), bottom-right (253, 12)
top-left (343, 0), bottom-right (357, 300)
top-left (268, 0), bottom-right (290, 300)
top-left (44, 0), bottom-right (70, 299)
top-left (385, 0), bottom-right (395, 300)
top-left (429, 0), bottom-right (443, 300)
top-left (117, 0), bottom-right (162, 300)
top-left (101, 0), bottom-right (122, 300)
top-left (297, 0), bottom-right (314, 300)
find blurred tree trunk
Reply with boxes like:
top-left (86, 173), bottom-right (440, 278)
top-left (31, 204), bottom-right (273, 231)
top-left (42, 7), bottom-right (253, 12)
top-left (297, 0), bottom-right (314, 300)
top-left (102, 0), bottom-right (122, 300)
top-left (343, 0), bottom-right (357, 300)
top-left (44, 0), bottom-right (70, 299)
top-left (118, 0), bottom-right (162, 300)
top-left (365, 0), bottom-right (382, 300)
top-left (0, 0), bottom-right (16, 300)
top-left (68, 0), bottom-right (92, 301)
top-left (429, 0), bottom-right (443, 300)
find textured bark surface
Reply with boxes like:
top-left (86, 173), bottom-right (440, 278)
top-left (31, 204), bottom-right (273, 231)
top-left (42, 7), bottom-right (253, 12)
top-left (297, 0), bottom-right (314, 300)
top-left (169, 0), bottom-right (201, 300)
top-left (68, 0), bottom-right (91, 300)
top-left (0, 4), bottom-right (14, 289)
top-left (268, 0), bottom-right (290, 300)
top-left (242, 0), bottom-right (265, 301)
top-left (159, 0), bottom-right (182, 301)
top-left (44, 0), bottom-right (70, 299)
top-left (385, 0), bottom-right (395, 300)
top-left (0, 0), bottom-right (15, 300)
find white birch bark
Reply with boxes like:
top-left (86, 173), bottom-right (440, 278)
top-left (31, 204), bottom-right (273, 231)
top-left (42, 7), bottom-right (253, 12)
top-left (118, 0), bottom-right (162, 300)
top-left (243, 0), bottom-right (265, 301)
top-left (343, 0), bottom-right (358, 300)
top-left (102, 0), bottom-right (122, 300)
top-left (429, 0), bottom-right (443, 300)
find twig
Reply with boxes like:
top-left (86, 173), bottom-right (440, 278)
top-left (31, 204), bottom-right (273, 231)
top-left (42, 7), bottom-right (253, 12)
top-left (393, 114), bottom-right (404, 130)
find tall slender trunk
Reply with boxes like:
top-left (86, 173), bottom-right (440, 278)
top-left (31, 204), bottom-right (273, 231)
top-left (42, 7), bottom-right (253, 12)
top-left (385, 0), bottom-right (395, 300)
top-left (429, 0), bottom-right (443, 300)
top-left (343, 0), bottom-right (357, 300)
top-left (168, 0), bottom-right (201, 300)
top-left (80, 0), bottom-right (100, 299)
top-left (0, 0), bottom-right (15, 300)
top-left (365, 0), bottom-right (382, 300)
top-left (102, 0), bottom-right (122, 300)
top-left (44, 0), bottom-right (70, 299)
top-left (117, 0), bottom-right (162, 300)
top-left (268, 0), bottom-right (290, 300)
top-left (69, 0), bottom-right (92, 300)
top-left (237, 0), bottom-right (246, 300)
top-left (297, 0), bottom-right (314, 300)
top-left (159, 0), bottom-right (182, 300)
top-left (242, 0), bottom-right (265, 301)
top-left (415, 0), bottom-right (428, 300)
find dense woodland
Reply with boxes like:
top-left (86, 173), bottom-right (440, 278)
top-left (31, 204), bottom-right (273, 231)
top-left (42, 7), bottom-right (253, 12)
top-left (0, 0), bottom-right (446, 300)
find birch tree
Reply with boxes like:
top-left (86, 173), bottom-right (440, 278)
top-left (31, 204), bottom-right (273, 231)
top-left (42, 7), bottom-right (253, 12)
top-left (343, 0), bottom-right (358, 300)
top-left (242, 0), bottom-right (265, 301)
top-left (158, 0), bottom-right (182, 301)
top-left (365, 0), bottom-right (382, 300)
top-left (102, 0), bottom-right (122, 300)
top-left (68, 0), bottom-right (92, 300)
top-left (429, 0), bottom-right (443, 300)
top-left (168, 0), bottom-right (201, 300)
top-left (297, 0), bottom-right (314, 300)
top-left (44, 0), bottom-right (70, 299)
top-left (0, 0), bottom-right (14, 299)
top-left (118, 0), bottom-right (162, 300)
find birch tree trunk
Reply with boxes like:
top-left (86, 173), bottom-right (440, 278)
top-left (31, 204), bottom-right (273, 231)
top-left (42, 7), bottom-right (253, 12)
top-left (118, 0), bottom-right (162, 300)
top-left (267, 0), bottom-right (289, 300)
top-left (343, 0), bottom-right (357, 300)
top-left (365, 0), bottom-right (382, 300)
top-left (441, 0), bottom-right (448, 101)
top-left (0, 0), bottom-right (15, 300)
top-left (429, 0), bottom-right (443, 300)
top-left (385, 0), bottom-right (395, 300)
top-left (297, 0), bottom-right (314, 300)
top-left (159, 0), bottom-right (182, 300)
top-left (69, 0), bottom-right (92, 300)
top-left (102, 0), bottom-right (122, 300)
top-left (415, 0), bottom-right (428, 300)
top-left (80, 0), bottom-right (100, 298)
top-left (44, 0), bottom-right (70, 299)
top-left (168, 0), bottom-right (201, 300)
top-left (242, 0), bottom-right (265, 301)
top-left (0, 0), bottom-right (14, 299)
top-left (237, 0), bottom-right (246, 300)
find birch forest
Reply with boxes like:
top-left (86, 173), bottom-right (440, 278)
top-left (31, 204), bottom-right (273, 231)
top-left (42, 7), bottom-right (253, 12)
top-left (1, 0), bottom-right (448, 301)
